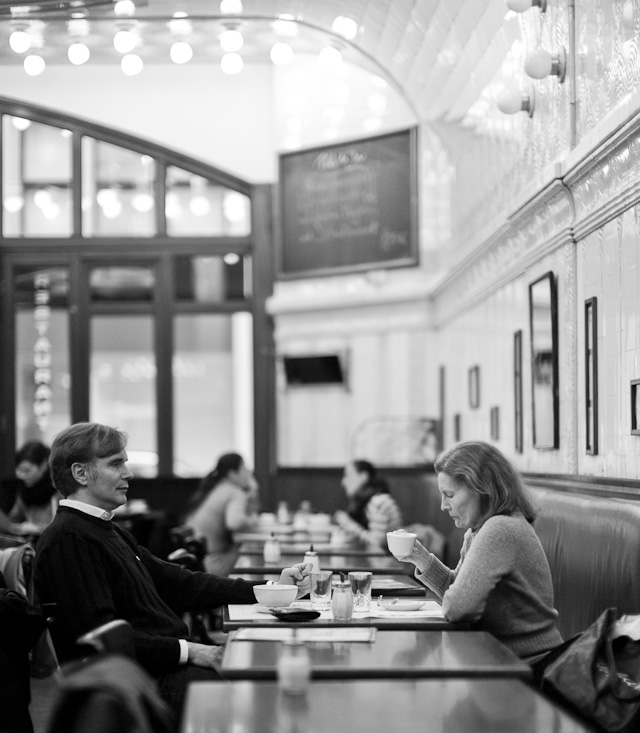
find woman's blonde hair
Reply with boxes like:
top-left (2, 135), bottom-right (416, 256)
top-left (434, 441), bottom-right (538, 523)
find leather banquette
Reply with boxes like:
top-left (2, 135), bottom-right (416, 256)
top-left (530, 486), bottom-right (640, 641)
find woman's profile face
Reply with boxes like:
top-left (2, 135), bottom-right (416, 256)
top-left (341, 462), bottom-right (366, 497)
top-left (438, 472), bottom-right (483, 530)
top-left (16, 459), bottom-right (48, 488)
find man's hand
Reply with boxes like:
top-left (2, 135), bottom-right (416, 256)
top-left (186, 642), bottom-right (226, 671)
top-left (279, 561), bottom-right (313, 598)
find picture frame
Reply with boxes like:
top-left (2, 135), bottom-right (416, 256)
top-left (514, 330), bottom-right (523, 453)
top-left (490, 406), bottom-right (500, 441)
top-left (468, 365), bottom-right (480, 409)
top-left (453, 413), bottom-right (461, 442)
top-left (631, 380), bottom-right (640, 436)
top-left (585, 297), bottom-right (598, 454)
top-left (529, 272), bottom-right (559, 449)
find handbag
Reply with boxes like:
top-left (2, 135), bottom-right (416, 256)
top-left (542, 608), bottom-right (640, 732)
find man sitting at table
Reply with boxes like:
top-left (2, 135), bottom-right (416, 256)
top-left (34, 422), bottom-right (311, 715)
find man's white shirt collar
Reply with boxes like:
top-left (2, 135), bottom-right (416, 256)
top-left (59, 499), bottom-right (113, 521)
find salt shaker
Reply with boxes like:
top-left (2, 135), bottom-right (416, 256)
top-left (331, 579), bottom-right (353, 620)
top-left (277, 632), bottom-right (311, 695)
top-left (264, 532), bottom-right (281, 562)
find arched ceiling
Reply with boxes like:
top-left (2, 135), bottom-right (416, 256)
top-left (0, 0), bottom-right (520, 128)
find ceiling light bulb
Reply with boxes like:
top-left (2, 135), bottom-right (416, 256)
top-left (170, 41), bottom-right (192, 64)
top-left (189, 194), bottom-right (210, 216)
top-left (121, 53), bottom-right (143, 76)
top-left (114, 29), bottom-right (137, 53)
top-left (131, 192), bottom-right (154, 212)
top-left (270, 42), bottom-right (293, 65)
top-left (223, 191), bottom-right (247, 222)
top-left (221, 52), bottom-right (243, 74)
top-left (4, 194), bottom-right (24, 213)
top-left (24, 55), bottom-right (45, 76)
top-left (318, 46), bottom-right (342, 68)
top-left (11, 116), bottom-right (31, 131)
top-left (497, 87), bottom-right (534, 115)
top-left (67, 18), bottom-right (90, 36)
top-left (525, 46), bottom-right (566, 82)
top-left (223, 253), bottom-right (240, 265)
top-left (220, 0), bottom-right (242, 14)
top-left (332, 16), bottom-right (358, 40)
top-left (114, 0), bottom-right (136, 17)
top-left (220, 29), bottom-right (243, 52)
top-left (68, 42), bottom-right (90, 65)
top-left (10, 29), bottom-right (31, 53)
top-left (272, 16), bottom-right (298, 38)
top-left (505, 0), bottom-right (547, 11)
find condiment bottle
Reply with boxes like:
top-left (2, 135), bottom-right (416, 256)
top-left (277, 631), bottom-right (311, 695)
top-left (331, 579), bottom-right (353, 620)
top-left (264, 532), bottom-right (281, 562)
top-left (277, 501), bottom-right (292, 525)
top-left (303, 544), bottom-right (320, 573)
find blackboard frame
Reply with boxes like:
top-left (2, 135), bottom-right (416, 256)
top-left (276, 127), bottom-right (419, 279)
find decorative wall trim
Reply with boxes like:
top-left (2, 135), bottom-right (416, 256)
top-left (524, 473), bottom-right (640, 501)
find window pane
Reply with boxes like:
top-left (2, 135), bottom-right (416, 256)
top-left (90, 316), bottom-right (157, 473)
top-left (173, 313), bottom-right (253, 476)
top-left (90, 266), bottom-right (155, 302)
top-left (174, 255), bottom-right (251, 302)
top-left (3, 116), bottom-right (72, 237)
top-left (166, 166), bottom-right (251, 236)
top-left (82, 138), bottom-right (155, 236)
top-left (15, 266), bottom-right (71, 446)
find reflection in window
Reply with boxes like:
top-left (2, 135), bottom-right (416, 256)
top-left (90, 266), bottom-right (156, 302)
top-left (173, 313), bottom-right (253, 476)
top-left (3, 116), bottom-right (73, 237)
top-left (14, 266), bottom-right (71, 446)
top-left (166, 167), bottom-right (251, 236)
top-left (82, 138), bottom-right (155, 236)
top-left (174, 255), bottom-right (251, 302)
top-left (90, 315), bottom-right (157, 469)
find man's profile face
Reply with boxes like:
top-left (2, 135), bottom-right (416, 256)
top-left (84, 449), bottom-right (133, 512)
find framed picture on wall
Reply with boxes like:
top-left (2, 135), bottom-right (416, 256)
top-left (468, 365), bottom-right (480, 409)
top-left (490, 406), bottom-right (500, 441)
top-left (529, 271), bottom-right (559, 449)
top-left (585, 297), bottom-right (598, 454)
top-left (631, 380), bottom-right (640, 436)
top-left (514, 330), bottom-right (523, 453)
top-left (453, 413), bottom-right (461, 442)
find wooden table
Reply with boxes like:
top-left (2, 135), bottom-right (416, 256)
top-left (232, 553), bottom-right (410, 575)
top-left (238, 540), bottom-right (389, 557)
top-left (181, 679), bottom-right (593, 733)
top-left (230, 573), bottom-right (428, 597)
top-left (220, 629), bottom-right (531, 680)
top-left (222, 601), bottom-right (469, 632)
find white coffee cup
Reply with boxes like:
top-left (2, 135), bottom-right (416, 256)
top-left (387, 530), bottom-right (417, 556)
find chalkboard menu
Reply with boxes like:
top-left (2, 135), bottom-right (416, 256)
top-left (278, 128), bottom-right (418, 278)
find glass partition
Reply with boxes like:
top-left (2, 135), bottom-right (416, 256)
top-left (14, 265), bottom-right (71, 446)
top-left (90, 315), bottom-right (157, 472)
top-left (3, 116), bottom-right (73, 237)
top-left (174, 254), bottom-right (251, 302)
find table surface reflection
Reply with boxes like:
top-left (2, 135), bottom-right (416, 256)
top-left (181, 679), bottom-right (593, 733)
top-left (233, 553), bottom-right (410, 575)
top-left (238, 540), bottom-right (389, 557)
top-left (221, 630), bottom-right (531, 680)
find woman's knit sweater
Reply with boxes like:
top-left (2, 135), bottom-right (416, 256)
top-left (34, 506), bottom-right (257, 675)
top-left (415, 513), bottom-right (563, 660)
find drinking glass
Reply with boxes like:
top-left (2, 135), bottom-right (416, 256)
top-left (349, 571), bottom-right (372, 612)
top-left (310, 570), bottom-right (333, 611)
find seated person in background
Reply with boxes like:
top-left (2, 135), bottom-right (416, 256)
top-left (34, 423), bottom-right (311, 716)
top-left (392, 441), bottom-right (563, 665)
top-left (11, 440), bottom-right (59, 534)
top-left (183, 452), bottom-right (259, 576)
top-left (333, 459), bottom-right (403, 548)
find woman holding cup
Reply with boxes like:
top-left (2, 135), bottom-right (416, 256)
top-left (389, 441), bottom-right (563, 666)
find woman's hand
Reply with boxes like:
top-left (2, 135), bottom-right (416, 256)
top-left (392, 539), bottom-right (433, 573)
top-left (279, 562), bottom-right (313, 598)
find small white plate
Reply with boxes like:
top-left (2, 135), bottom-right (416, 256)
top-left (377, 599), bottom-right (426, 612)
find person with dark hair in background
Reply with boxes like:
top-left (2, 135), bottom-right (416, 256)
top-left (10, 440), bottom-right (58, 535)
top-left (34, 423), bottom-right (311, 717)
top-left (391, 441), bottom-right (563, 665)
top-left (333, 459), bottom-right (403, 548)
top-left (183, 452), bottom-right (259, 576)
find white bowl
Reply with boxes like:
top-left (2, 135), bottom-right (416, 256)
top-left (253, 584), bottom-right (298, 607)
top-left (386, 530), bottom-right (417, 556)
top-left (377, 598), bottom-right (425, 612)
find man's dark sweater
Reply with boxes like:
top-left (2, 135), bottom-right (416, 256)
top-left (34, 506), bottom-right (257, 676)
